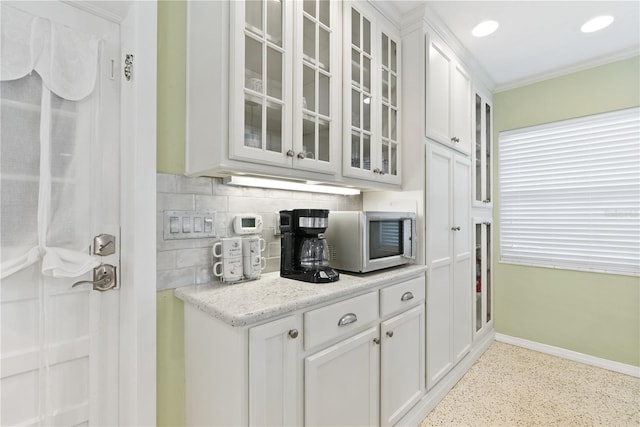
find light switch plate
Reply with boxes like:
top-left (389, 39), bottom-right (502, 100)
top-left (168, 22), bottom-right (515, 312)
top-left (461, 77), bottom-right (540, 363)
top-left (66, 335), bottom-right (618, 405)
top-left (163, 211), bottom-right (216, 240)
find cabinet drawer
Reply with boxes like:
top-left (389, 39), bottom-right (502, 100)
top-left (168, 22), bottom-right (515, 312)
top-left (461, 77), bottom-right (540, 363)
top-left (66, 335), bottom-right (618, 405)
top-left (380, 275), bottom-right (425, 317)
top-left (304, 292), bottom-right (379, 350)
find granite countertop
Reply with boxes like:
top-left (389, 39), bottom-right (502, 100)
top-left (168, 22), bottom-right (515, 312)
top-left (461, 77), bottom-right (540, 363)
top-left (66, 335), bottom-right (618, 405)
top-left (175, 264), bottom-right (428, 327)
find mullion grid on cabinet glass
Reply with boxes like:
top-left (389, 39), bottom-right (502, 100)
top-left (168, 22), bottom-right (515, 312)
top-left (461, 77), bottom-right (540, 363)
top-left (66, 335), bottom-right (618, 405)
top-left (244, 0), bottom-right (285, 154)
top-left (350, 8), bottom-right (372, 172)
top-left (301, 0), bottom-right (332, 163)
top-left (380, 32), bottom-right (398, 176)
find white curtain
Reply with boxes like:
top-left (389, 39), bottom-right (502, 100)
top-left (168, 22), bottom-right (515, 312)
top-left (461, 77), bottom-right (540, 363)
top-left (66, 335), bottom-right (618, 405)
top-left (1, 4), bottom-right (101, 279)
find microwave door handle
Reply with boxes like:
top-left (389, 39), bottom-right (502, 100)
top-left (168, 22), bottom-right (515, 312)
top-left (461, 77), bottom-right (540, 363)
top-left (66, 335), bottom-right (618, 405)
top-left (402, 218), bottom-right (417, 260)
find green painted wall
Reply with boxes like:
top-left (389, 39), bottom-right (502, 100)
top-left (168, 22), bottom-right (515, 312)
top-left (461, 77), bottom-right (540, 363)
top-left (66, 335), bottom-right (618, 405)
top-left (157, 1), bottom-right (187, 425)
top-left (493, 56), bottom-right (640, 367)
top-left (157, 0), bottom-right (186, 175)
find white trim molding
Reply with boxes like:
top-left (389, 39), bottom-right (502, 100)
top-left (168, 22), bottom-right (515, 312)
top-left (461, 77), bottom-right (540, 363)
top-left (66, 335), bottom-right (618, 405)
top-left (495, 333), bottom-right (640, 378)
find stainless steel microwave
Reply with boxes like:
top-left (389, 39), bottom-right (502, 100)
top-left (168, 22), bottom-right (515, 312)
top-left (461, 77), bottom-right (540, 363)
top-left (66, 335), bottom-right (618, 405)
top-left (324, 211), bottom-right (416, 273)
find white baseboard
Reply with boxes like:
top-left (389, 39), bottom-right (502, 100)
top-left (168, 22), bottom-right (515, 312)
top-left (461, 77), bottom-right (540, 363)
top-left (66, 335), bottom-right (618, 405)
top-left (495, 333), bottom-right (640, 378)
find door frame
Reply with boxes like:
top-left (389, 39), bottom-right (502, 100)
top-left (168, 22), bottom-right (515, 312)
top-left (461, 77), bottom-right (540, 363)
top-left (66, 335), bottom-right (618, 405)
top-left (67, 1), bottom-right (158, 424)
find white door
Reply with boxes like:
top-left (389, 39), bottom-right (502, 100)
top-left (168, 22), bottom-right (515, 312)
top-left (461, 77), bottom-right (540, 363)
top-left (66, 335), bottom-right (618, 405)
top-left (305, 327), bottom-right (379, 427)
top-left (249, 315), bottom-right (300, 426)
top-left (0, 2), bottom-right (154, 425)
top-left (380, 305), bottom-right (425, 427)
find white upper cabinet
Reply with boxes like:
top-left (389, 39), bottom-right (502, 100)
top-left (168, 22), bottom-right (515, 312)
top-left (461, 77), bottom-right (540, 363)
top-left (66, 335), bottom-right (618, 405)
top-left (185, 0), bottom-right (341, 179)
top-left (426, 33), bottom-right (472, 156)
top-left (232, 0), bottom-right (341, 174)
top-left (343, 2), bottom-right (401, 185)
top-left (472, 90), bottom-right (493, 207)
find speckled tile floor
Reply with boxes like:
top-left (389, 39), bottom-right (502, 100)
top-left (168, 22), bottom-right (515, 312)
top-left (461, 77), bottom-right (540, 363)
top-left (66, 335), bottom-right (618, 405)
top-left (420, 341), bottom-right (640, 426)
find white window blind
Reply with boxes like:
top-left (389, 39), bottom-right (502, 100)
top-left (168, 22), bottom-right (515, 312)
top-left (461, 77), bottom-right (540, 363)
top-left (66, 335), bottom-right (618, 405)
top-left (499, 107), bottom-right (640, 276)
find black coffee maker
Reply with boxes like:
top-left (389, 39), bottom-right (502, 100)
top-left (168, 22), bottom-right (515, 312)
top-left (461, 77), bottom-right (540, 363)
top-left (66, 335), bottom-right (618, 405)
top-left (280, 209), bottom-right (339, 283)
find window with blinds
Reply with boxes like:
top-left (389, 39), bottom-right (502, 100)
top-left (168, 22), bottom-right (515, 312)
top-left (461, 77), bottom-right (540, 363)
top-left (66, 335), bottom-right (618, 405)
top-left (499, 107), bottom-right (640, 276)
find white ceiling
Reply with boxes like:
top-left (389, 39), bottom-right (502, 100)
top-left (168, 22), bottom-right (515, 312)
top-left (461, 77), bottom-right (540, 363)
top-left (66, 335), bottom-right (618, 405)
top-left (389, 1), bottom-right (640, 91)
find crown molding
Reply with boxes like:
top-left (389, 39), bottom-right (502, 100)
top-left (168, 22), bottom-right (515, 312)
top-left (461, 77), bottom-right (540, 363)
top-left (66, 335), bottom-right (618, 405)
top-left (494, 48), bottom-right (640, 93)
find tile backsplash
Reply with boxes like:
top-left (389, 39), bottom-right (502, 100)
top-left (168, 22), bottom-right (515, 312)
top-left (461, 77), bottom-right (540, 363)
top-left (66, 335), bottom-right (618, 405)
top-left (156, 173), bottom-right (363, 290)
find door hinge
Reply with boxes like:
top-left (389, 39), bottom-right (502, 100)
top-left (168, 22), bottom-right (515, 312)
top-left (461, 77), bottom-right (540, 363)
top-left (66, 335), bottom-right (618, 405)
top-left (124, 54), bottom-right (134, 81)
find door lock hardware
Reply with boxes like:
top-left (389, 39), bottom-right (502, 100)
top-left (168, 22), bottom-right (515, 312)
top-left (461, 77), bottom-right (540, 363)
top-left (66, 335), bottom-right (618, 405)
top-left (93, 234), bottom-right (116, 256)
top-left (72, 264), bottom-right (117, 291)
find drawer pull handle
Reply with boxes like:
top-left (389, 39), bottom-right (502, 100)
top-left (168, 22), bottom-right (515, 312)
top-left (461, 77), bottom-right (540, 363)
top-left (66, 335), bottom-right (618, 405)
top-left (401, 291), bottom-right (414, 302)
top-left (288, 329), bottom-right (299, 339)
top-left (338, 313), bottom-right (357, 327)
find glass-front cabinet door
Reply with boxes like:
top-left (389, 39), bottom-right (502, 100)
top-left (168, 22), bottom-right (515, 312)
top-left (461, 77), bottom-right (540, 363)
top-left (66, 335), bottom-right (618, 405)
top-left (230, 0), bottom-right (339, 174)
top-left (343, 2), bottom-right (401, 185)
top-left (472, 91), bottom-right (493, 207)
top-left (474, 219), bottom-right (492, 337)
top-left (293, 0), bottom-right (340, 174)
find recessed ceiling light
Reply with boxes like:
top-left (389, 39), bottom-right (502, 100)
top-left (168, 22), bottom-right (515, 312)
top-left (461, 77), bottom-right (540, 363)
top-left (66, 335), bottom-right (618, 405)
top-left (472, 20), bottom-right (499, 37)
top-left (581, 15), bottom-right (614, 33)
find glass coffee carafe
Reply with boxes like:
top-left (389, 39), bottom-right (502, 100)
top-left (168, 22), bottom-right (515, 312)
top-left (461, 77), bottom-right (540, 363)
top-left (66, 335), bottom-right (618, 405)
top-left (299, 236), bottom-right (329, 270)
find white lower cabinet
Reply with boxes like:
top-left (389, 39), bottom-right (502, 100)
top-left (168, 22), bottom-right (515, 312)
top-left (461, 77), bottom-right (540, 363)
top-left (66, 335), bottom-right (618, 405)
top-left (305, 326), bottom-right (380, 426)
top-left (380, 305), bottom-right (425, 426)
top-left (183, 273), bottom-right (426, 426)
top-left (249, 315), bottom-right (301, 426)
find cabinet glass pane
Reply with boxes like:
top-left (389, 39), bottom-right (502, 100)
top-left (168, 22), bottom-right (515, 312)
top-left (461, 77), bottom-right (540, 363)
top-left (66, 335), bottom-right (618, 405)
top-left (245, 36), bottom-right (263, 90)
top-left (363, 133), bottom-right (371, 170)
top-left (319, 27), bottom-right (330, 70)
top-left (475, 94), bottom-right (482, 201)
top-left (303, 17), bottom-right (315, 62)
top-left (486, 104), bottom-right (492, 202)
top-left (351, 10), bottom-right (360, 48)
top-left (362, 17), bottom-right (371, 54)
top-left (302, 114), bottom-right (315, 158)
top-left (351, 131), bottom-right (360, 168)
top-left (351, 89), bottom-right (360, 128)
top-left (318, 119), bottom-right (330, 162)
top-left (390, 108), bottom-right (397, 140)
top-left (390, 74), bottom-right (397, 107)
top-left (363, 96), bottom-right (370, 132)
top-left (391, 40), bottom-right (397, 72)
top-left (382, 34), bottom-right (389, 67)
top-left (319, 72), bottom-right (329, 116)
top-left (351, 49), bottom-right (360, 86)
top-left (475, 223), bottom-right (482, 332)
top-left (382, 105), bottom-right (388, 138)
top-left (486, 223), bottom-right (492, 323)
top-left (244, 96), bottom-right (262, 149)
top-left (267, 47), bottom-right (282, 100)
top-left (304, 66), bottom-right (315, 113)
top-left (390, 143), bottom-right (397, 175)
top-left (362, 56), bottom-right (371, 93)
top-left (382, 141), bottom-right (389, 174)
top-left (304, 0), bottom-right (315, 17)
top-left (246, 0), bottom-right (263, 34)
top-left (266, 0), bottom-right (282, 46)
top-left (266, 101), bottom-right (282, 153)
top-left (319, 0), bottom-right (330, 26)
top-left (382, 70), bottom-right (389, 102)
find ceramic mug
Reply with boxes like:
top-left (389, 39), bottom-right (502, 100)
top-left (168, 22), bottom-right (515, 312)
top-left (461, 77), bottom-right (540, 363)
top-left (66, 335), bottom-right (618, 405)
top-left (242, 236), bottom-right (266, 257)
top-left (213, 257), bottom-right (243, 282)
top-left (243, 255), bottom-right (267, 280)
top-left (213, 237), bottom-right (242, 259)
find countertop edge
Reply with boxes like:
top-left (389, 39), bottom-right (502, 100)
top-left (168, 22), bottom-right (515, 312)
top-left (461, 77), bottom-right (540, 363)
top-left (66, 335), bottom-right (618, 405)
top-left (175, 265), bottom-right (428, 327)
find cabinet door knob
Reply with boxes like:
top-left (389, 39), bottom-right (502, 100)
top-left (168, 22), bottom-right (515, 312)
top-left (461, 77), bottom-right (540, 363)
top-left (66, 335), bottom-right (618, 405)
top-left (400, 291), bottom-right (414, 301)
top-left (297, 152), bottom-right (306, 159)
top-left (451, 226), bottom-right (461, 231)
top-left (286, 150), bottom-right (295, 157)
top-left (386, 331), bottom-right (394, 338)
top-left (288, 329), bottom-right (299, 339)
top-left (451, 136), bottom-right (460, 143)
top-left (373, 338), bottom-right (381, 345)
top-left (338, 313), bottom-right (357, 327)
